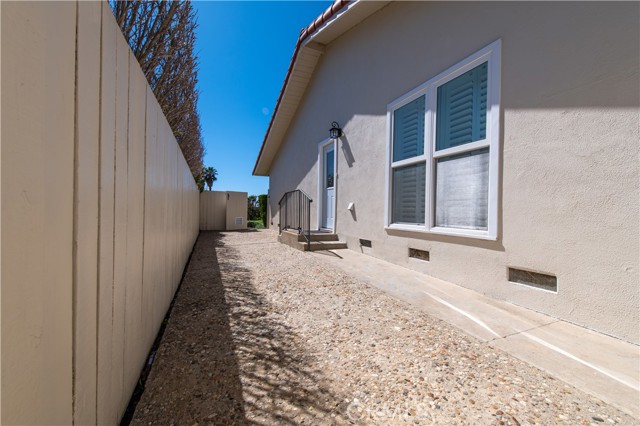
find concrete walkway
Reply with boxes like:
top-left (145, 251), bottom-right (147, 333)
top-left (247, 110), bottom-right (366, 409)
top-left (312, 248), bottom-right (640, 419)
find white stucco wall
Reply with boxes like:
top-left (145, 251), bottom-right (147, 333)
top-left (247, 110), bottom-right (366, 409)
top-left (268, 2), bottom-right (640, 344)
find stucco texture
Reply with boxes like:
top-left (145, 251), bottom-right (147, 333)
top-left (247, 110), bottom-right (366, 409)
top-left (267, 2), bottom-right (639, 344)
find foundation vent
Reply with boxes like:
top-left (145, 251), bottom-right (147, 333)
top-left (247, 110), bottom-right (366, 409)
top-left (508, 267), bottom-right (557, 292)
top-left (235, 217), bottom-right (243, 225)
top-left (359, 239), bottom-right (372, 248)
top-left (409, 248), bottom-right (430, 261)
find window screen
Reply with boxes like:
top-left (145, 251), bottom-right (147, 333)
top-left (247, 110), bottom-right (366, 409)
top-left (392, 162), bottom-right (426, 224)
top-left (435, 148), bottom-right (489, 230)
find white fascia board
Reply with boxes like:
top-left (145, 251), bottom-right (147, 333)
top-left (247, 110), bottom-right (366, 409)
top-left (255, 0), bottom-right (391, 176)
top-left (304, 0), bottom-right (391, 46)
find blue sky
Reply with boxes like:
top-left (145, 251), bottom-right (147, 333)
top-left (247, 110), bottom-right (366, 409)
top-left (193, 1), bottom-right (332, 196)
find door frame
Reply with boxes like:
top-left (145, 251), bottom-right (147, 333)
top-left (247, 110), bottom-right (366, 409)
top-left (317, 137), bottom-right (337, 231)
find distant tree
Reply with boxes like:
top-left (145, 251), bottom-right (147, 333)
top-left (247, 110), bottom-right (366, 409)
top-left (247, 195), bottom-right (260, 220)
top-left (110, 1), bottom-right (205, 178)
top-left (202, 166), bottom-right (217, 191)
top-left (195, 172), bottom-right (205, 193)
top-left (258, 194), bottom-right (268, 227)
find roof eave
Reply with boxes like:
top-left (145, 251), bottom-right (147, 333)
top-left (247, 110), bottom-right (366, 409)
top-left (252, 0), bottom-right (390, 177)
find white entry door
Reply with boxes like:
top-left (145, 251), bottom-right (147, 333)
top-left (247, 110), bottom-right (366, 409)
top-left (322, 144), bottom-right (335, 229)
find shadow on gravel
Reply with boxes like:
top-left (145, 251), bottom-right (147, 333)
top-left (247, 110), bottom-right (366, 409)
top-left (132, 231), bottom-right (347, 426)
top-left (211, 232), bottom-right (348, 425)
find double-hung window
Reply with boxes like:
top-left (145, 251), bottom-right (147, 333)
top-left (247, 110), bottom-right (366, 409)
top-left (391, 95), bottom-right (427, 226)
top-left (386, 40), bottom-right (501, 239)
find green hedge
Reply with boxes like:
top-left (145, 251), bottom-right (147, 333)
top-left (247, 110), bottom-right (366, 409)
top-left (258, 194), bottom-right (268, 227)
top-left (247, 220), bottom-right (264, 229)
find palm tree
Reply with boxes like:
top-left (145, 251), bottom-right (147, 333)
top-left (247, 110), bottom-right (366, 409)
top-left (202, 166), bottom-right (218, 191)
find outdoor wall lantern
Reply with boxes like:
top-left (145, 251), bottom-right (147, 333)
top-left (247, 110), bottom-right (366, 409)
top-left (329, 121), bottom-right (343, 139)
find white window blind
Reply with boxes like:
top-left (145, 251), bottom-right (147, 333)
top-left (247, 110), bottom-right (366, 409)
top-left (393, 163), bottom-right (426, 224)
top-left (435, 148), bottom-right (489, 230)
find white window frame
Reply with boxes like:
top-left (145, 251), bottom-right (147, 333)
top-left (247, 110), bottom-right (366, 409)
top-left (384, 39), bottom-right (501, 240)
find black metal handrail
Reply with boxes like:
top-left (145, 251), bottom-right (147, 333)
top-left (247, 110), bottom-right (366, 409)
top-left (278, 190), bottom-right (313, 250)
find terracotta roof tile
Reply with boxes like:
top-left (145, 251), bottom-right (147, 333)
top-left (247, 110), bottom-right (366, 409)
top-left (253, 0), bottom-right (350, 175)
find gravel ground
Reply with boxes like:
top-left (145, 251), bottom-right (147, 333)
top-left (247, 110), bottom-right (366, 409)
top-left (131, 230), bottom-right (637, 426)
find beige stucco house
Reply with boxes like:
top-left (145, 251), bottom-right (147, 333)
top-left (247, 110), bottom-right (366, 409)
top-left (253, 1), bottom-right (639, 344)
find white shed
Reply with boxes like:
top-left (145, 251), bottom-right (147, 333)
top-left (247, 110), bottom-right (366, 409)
top-left (200, 191), bottom-right (247, 231)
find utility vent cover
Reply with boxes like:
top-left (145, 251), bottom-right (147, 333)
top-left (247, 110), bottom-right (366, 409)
top-left (409, 248), bottom-right (430, 261)
top-left (359, 239), bottom-right (372, 248)
top-left (235, 217), bottom-right (243, 225)
top-left (508, 267), bottom-right (557, 292)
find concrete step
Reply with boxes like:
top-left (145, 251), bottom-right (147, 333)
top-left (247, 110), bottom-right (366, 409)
top-left (298, 232), bottom-right (339, 242)
top-left (279, 229), bottom-right (346, 251)
top-left (297, 240), bottom-right (348, 251)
